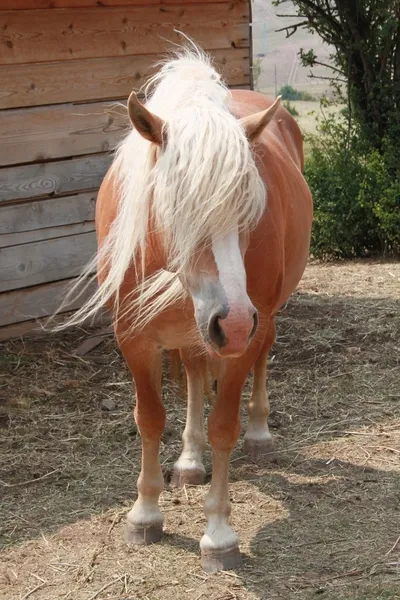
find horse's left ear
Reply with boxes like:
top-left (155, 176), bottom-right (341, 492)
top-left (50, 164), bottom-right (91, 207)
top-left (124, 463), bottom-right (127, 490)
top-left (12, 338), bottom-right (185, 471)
top-left (127, 91), bottom-right (165, 146)
top-left (240, 96), bottom-right (282, 141)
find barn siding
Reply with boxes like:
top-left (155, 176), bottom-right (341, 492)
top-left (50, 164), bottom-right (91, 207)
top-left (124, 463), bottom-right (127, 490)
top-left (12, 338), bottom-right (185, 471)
top-left (0, 0), bottom-right (252, 339)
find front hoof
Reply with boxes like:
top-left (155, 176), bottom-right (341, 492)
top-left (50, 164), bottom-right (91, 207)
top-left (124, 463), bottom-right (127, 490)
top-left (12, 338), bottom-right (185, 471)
top-left (124, 522), bottom-right (163, 545)
top-left (171, 466), bottom-right (205, 487)
top-left (201, 545), bottom-right (243, 573)
top-left (244, 436), bottom-right (274, 458)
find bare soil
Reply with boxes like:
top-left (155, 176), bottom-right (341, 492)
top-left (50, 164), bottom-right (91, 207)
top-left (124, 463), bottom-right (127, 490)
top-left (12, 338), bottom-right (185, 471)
top-left (1, 261), bottom-right (399, 600)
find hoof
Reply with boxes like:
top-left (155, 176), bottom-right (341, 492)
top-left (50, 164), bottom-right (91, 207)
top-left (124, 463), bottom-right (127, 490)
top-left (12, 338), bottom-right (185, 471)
top-left (201, 545), bottom-right (243, 573)
top-left (244, 436), bottom-right (274, 458)
top-left (124, 522), bottom-right (163, 545)
top-left (171, 467), bottom-right (205, 487)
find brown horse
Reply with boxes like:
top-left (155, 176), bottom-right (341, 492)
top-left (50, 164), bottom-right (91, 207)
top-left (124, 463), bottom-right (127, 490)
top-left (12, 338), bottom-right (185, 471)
top-left (67, 48), bottom-right (313, 572)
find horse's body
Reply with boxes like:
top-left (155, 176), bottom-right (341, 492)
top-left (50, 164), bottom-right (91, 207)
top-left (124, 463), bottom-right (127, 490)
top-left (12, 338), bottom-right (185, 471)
top-left (86, 51), bottom-right (312, 572)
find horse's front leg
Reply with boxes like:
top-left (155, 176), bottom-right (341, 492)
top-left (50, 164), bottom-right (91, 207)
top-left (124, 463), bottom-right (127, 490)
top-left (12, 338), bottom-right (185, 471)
top-left (200, 357), bottom-right (254, 572)
top-left (116, 331), bottom-right (165, 545)
top-left (172, 349), bottom-right (207, 486)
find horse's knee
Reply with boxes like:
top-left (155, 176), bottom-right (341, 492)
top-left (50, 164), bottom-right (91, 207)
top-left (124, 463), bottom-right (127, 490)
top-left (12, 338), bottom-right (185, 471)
top-left (134, 401), bottom-right (166, 440)
top-left (208, 411), bottom-right (240, 451)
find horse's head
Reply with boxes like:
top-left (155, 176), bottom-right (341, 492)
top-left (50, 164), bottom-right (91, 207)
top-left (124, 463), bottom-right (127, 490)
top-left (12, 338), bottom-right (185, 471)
top-left (178, 228), bottom-right (258, 358)
top-left (127, 91), bottom-right (281, 358)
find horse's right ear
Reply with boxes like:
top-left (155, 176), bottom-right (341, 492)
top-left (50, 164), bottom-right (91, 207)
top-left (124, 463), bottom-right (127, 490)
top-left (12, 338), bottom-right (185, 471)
top-left (240, 96), bottom-right (282, 142)
top-left (127, 92), bottom-right (165, 146)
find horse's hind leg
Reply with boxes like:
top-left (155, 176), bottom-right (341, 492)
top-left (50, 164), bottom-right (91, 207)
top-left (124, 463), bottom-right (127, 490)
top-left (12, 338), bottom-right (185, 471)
top-left (172, 349), bottom-right (207, 486)
top-left (116, 331), bottom-right (165, 545)
top-left (244, 320), bottom-right (276, 458)
top-left (169, 349), bottom-right (186, 397)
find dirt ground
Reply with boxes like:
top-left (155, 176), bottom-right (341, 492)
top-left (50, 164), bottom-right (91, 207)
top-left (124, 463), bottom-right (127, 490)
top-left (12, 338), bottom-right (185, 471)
top-left (1, 261), bottom-right (399, 600)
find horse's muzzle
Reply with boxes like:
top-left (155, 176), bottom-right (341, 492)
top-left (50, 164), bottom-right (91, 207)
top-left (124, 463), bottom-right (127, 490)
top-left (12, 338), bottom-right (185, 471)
top-left (207, 306), bottom-right (258, 357)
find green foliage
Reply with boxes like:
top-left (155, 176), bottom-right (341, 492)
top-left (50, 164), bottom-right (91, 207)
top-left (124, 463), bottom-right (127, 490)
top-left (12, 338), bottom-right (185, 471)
top-left (283, 101), bottom-right (299, 117)
top-left (278, 84), bottom-right (314, 102)
top-left (305, 113), bottom-right (400, 259)
top-left (273, 0), bottom-right (400, 259)
top-left (274, 1), bottom-right (400, 154)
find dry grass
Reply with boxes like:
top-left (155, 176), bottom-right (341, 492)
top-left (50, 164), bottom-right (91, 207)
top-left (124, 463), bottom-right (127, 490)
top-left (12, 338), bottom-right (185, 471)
top-left (287, 101), bottom-right (344, 137)
top-left (0, 260), bottom-right (399, 600)
top-left (279, 100), bottom-right (345, 158)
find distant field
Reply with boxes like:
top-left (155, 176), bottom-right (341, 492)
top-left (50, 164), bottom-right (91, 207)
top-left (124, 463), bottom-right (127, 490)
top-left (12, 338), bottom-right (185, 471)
top-left (287, 100), bottom-right (344, 137)
top-left (260, 83), bottom-right (334, 100)
top-left (252, 0), bottom-right (335, 95)
top-left (268, 99), bottom-right (345, 156)
top-left (251, 0), bottom-right (342, 153)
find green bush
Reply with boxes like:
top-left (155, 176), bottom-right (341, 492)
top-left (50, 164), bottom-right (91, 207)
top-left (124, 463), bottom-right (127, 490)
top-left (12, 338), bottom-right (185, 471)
top-left (304, 113), bottom-right (400, 259)
top-left (278, 84), bottom-right (315, 101)
top-left (283, 100), bottom-right (299, 117)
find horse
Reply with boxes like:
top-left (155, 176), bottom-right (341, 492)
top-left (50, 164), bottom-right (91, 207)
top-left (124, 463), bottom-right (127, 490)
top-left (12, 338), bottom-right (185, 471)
top-left (66, 47), bottom-right (313, 572)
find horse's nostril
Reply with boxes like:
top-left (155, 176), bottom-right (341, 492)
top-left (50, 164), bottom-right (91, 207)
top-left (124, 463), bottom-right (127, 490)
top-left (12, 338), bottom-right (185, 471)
top-left (208, 312), bottom-right (227, 348)
top-left (250, 310), bottom-right (258, 339)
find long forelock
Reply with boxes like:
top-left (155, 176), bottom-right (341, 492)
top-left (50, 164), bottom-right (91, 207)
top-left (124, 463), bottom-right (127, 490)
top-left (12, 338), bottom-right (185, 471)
top-left (152, 100), bottom-right (265, 272)
top-left (54, 48), bottom-right (265, 333)
top-left (146, 50), bottom-right (265, 271)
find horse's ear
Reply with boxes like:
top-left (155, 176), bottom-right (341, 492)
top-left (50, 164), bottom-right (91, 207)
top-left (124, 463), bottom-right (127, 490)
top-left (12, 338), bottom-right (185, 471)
top-left (240, 96), bottom-right (282, 141)
top-left (127, 91), bottom-right (165, 146)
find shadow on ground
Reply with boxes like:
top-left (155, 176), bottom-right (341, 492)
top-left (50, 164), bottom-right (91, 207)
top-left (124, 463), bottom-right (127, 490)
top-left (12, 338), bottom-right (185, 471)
top-left (0, 279), bottom-right (399, 599)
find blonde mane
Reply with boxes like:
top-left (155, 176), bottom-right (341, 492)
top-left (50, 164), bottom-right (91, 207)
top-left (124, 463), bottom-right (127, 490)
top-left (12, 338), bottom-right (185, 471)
top-left (57, 47), bottom-right (266, 332)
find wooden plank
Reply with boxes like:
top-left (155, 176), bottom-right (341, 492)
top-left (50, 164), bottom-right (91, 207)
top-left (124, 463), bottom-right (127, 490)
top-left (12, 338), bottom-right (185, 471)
top-left (0, 5), bottom-right (249, 65)
top-left (0, 277), bottom-right (97, 327)
top-left (0, 318), bottom-right (50, 341)
top-left (217, 48), bottom-right (250, 88)
top-left (0, 47), bottom-right (250, 109)
top-left (0, 0), bottom-right (248, 10)
top-left (0, 55), bottom-right (152, 110)
top-left (0, 231), bottom-right (96, 292)
top-left (0, 153), bottom-right (110, 203)
top-left (0, 317), bottom-right (51, 341)
top-left (1, 1), bottom-right (157, 7)
top-left (0, 192), bottom-right (96, 236)
top-left (0, 221), bottom-right (95, 248)
top-left (0, 1), bottom-right (246, 10)
top-left (0, 100), bottom-right (128, 166)
top-left (0, 307), bottom-right (110, 342)
top-left (74, 332), bottom-right (109, 356)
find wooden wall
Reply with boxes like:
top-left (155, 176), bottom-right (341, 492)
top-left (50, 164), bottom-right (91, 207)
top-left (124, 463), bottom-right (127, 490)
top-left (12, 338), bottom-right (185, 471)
top-left (0, 0), bottom-right (252, 340)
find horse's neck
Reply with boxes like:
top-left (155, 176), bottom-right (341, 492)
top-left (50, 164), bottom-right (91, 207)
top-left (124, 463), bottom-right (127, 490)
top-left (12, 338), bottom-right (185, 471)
top-left (143, 225), bottom-right (169, 275)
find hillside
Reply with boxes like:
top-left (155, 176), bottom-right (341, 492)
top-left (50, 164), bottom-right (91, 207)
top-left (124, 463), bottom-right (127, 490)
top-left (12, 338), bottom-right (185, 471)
top-left (252, 0), bottom-right (334, 96)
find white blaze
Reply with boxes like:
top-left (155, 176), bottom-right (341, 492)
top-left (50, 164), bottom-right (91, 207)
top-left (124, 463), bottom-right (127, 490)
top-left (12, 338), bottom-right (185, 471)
top-left (211, 227), bottom-right (248, 312)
